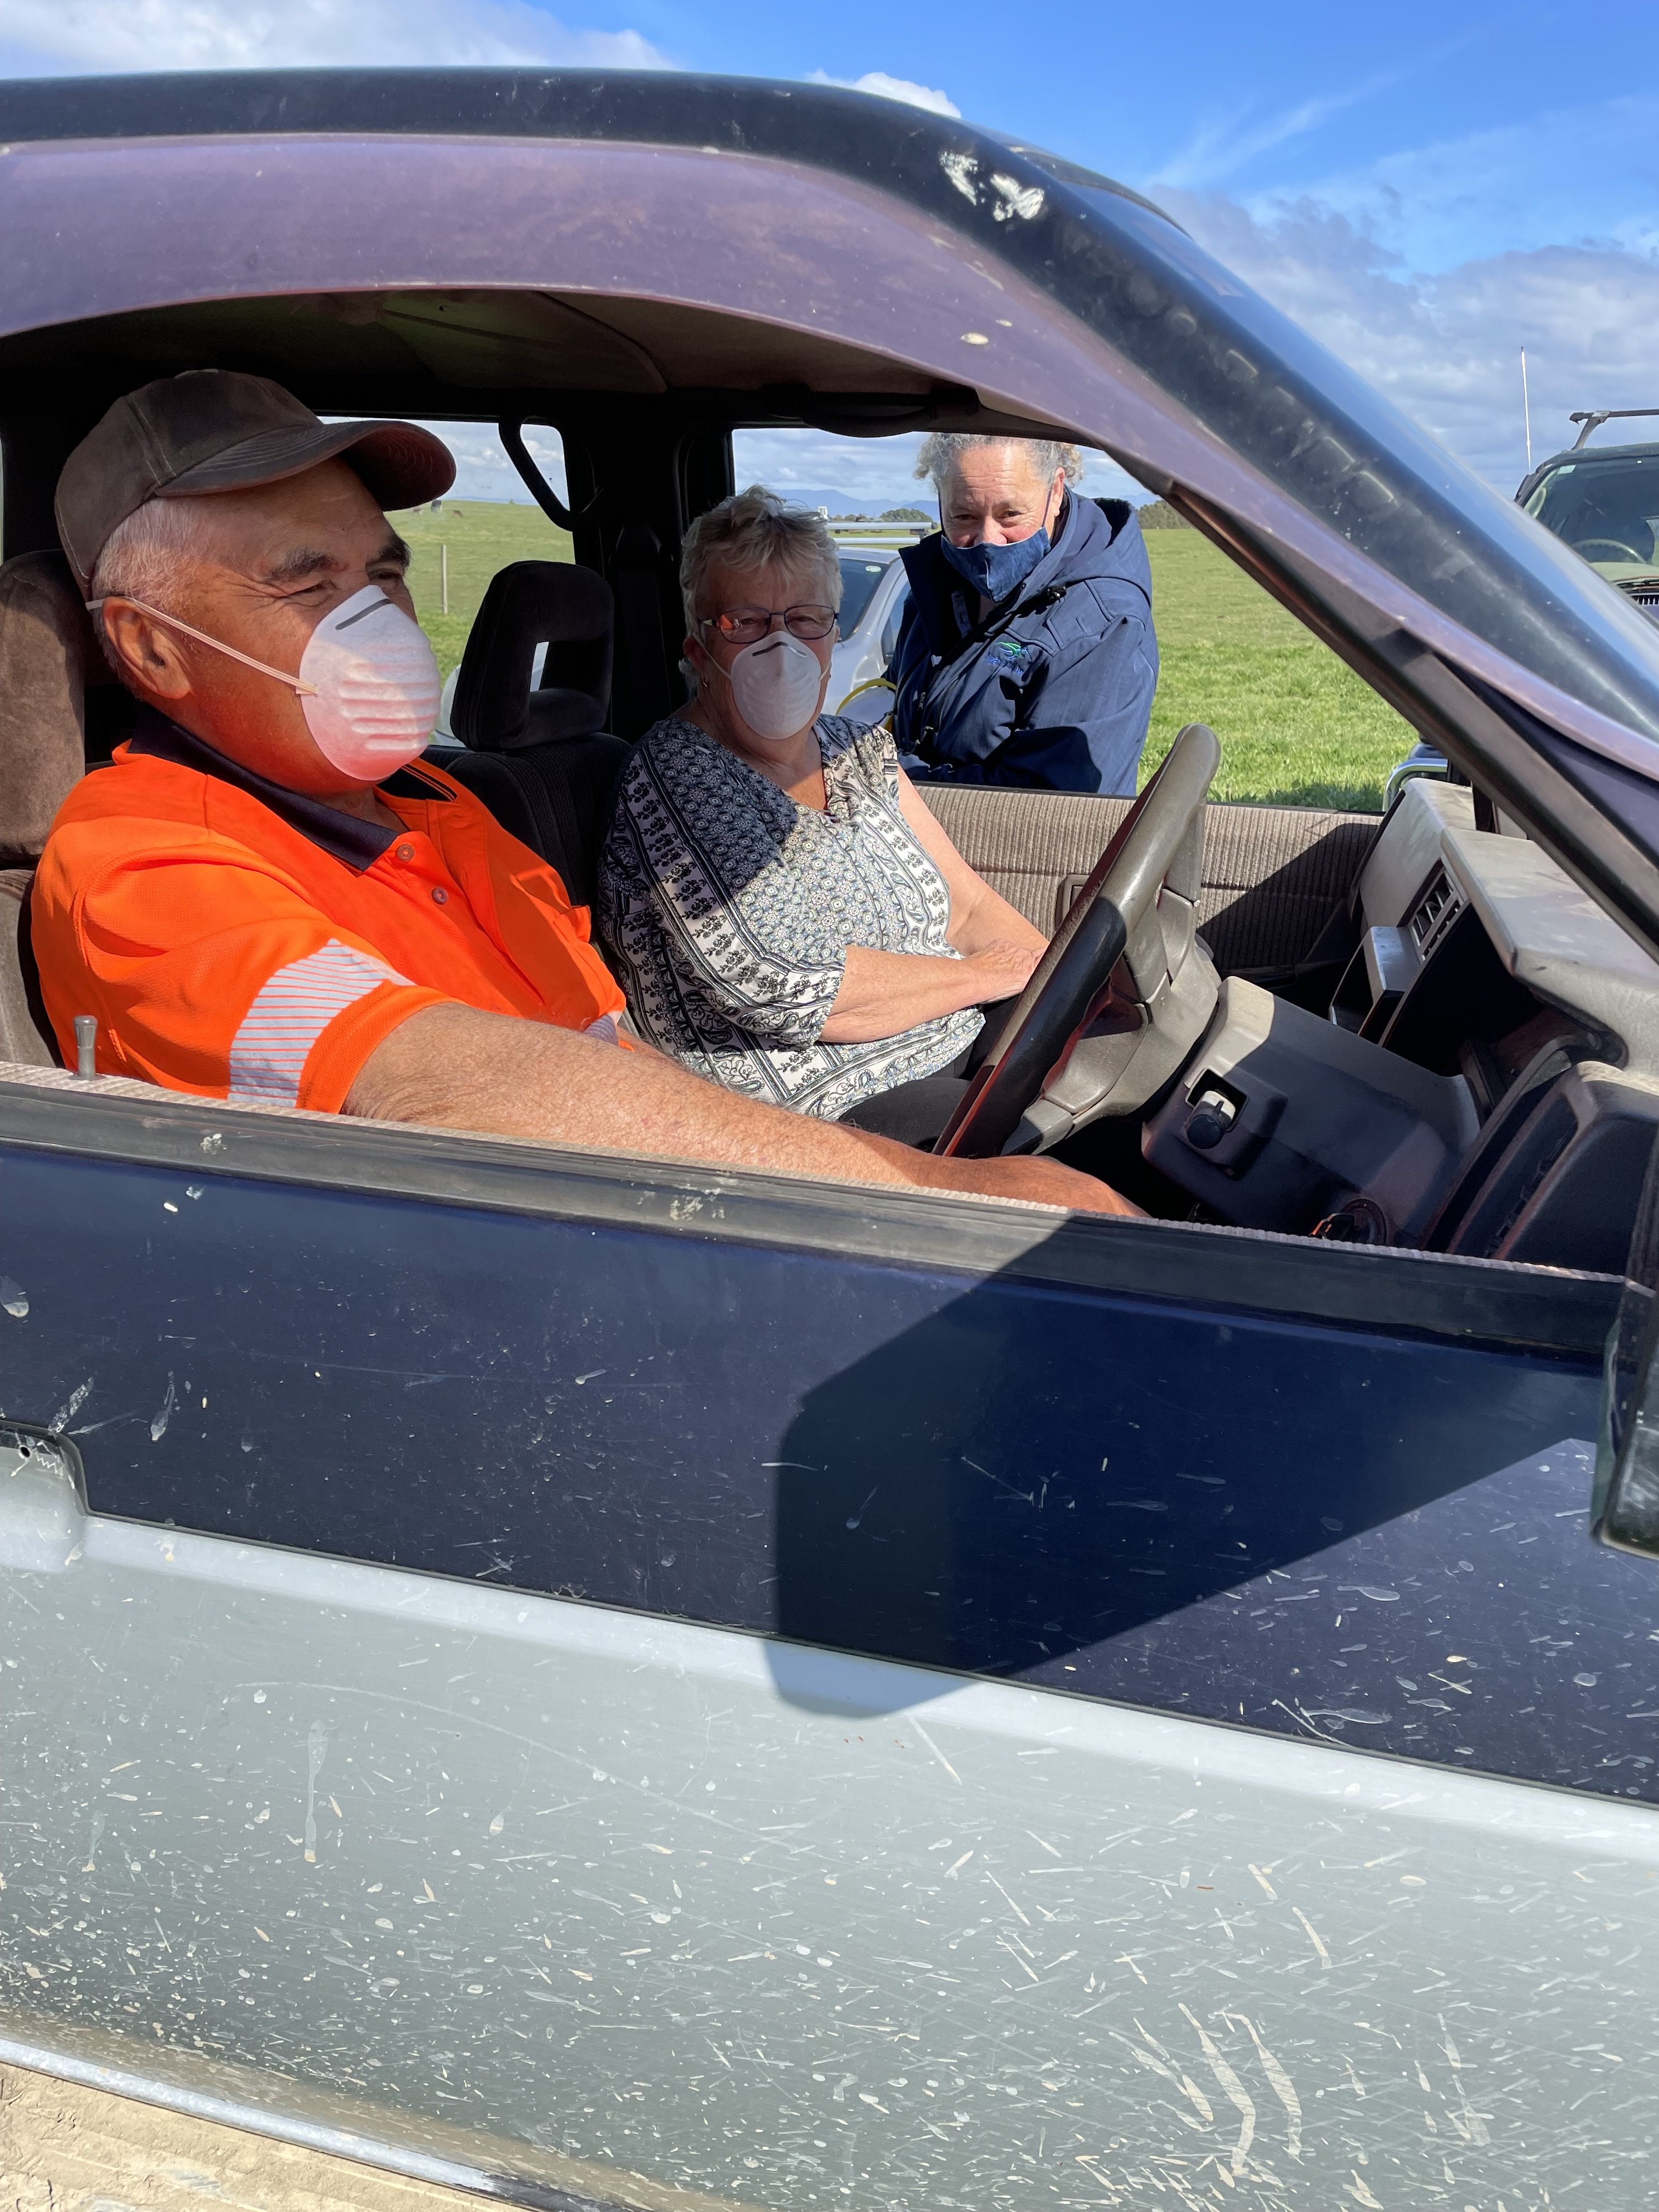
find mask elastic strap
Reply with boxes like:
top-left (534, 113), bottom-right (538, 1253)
top-left (88, 596), bottom-right (318, 697)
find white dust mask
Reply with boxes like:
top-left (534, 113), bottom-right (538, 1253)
top-left (95, 583), bottom-right (441, 782)
top-left (296, 585), bottom-right (442, 777)
top-left (721, 630), bottom-right (827, 742)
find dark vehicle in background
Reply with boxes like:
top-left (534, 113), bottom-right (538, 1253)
top-left (7, 67), bottom-right (1659, 2212)
top-left (1388, 404), bottom-right (1659, 795)
top-left (1518, 405), bottom-right (1659, 619)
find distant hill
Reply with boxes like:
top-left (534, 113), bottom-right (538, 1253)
top-left (768, 486), bottom-right (1184, 527)
top-left (753, 486), bottom-right (926, 519)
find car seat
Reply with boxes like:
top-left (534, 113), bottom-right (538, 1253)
top-left (430, 560), bottom-right (630, 908)
top-left (0, 550), bottom-right (109, 1066)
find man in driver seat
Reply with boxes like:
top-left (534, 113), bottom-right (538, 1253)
top-left (32, 373), bottom-right (1133, 1216)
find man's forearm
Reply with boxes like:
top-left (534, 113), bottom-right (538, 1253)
top-left (347, 1002), bottom-right (921, 1181)
top-left (343, 1002), bottom-right (1137, 1216)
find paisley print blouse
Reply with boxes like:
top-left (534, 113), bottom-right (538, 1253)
top-left (595, 714), bottom-right (983, 1118)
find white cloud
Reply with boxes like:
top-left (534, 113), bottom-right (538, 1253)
top-left (1160, 185), bottom-right (1659, 489)
top-left (1149, 69), bottom-right (1405, 193)
top-left (730, 428), bottom-right (1151, 515)
top-left (809, 69), bottom-right (960, 119)
top-left (409, 423), bottom-right (568, 506)
top-left (0, 0), bottom-right (668, 72)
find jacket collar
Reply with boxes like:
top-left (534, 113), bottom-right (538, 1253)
top-left (901, 493), bottom-right (1082, 658)
top-left (126, 705), bottom-right (448, 874)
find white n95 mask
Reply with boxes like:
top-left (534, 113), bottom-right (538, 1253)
top-left (93, 583), bottom-right (442, 782)
top-left (296, 585), bottom-right (443, 777)
top-left (721, 630), bottom-right (827, 742)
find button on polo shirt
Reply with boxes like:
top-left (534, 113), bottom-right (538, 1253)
top-left (32, 707), bottom-right (626, 1111)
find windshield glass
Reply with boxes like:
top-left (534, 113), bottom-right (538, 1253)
top-left (998, 165), bottom-right (1659, 751)
top-left (838, 554), bottom-right (893, 631)
top-left (1525, 453), bottom-right (1659, 580)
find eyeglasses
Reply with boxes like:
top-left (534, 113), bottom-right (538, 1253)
top-left (700, 604), bottom-right (838, 645)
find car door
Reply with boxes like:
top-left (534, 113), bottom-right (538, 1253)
top-left (4, 1057), bottom-right (1654, 2211)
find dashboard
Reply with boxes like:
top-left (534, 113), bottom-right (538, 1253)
top-left (1144, 780), bottom-right (1659, 1272)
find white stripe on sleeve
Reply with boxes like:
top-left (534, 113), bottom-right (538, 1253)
top-left (229, 939), bottom-right (411, 1106)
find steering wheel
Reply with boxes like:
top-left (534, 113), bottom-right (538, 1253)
top-left (1577, 537), bottom-right (1651, 565)
top-left (937, 722), bottom-right (1222, 1159)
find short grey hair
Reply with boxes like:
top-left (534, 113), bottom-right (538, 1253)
top-left (915, 434), bottom-right (1084, 490)
top-left (679, 484), bottom-right (842, 629)
top-left (88, 495), bottom-right (213, 679)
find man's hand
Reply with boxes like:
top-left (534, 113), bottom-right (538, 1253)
top-left (935, 1150), bottom-right (1142, 1216)
top-left (346, 1001), bottom-right (1143, 1217)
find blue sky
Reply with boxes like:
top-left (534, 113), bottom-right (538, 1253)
top-left (2, 0), bottom-right (1654, 505)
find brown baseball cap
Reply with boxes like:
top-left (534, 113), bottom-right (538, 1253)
top-left (56, 370), bottom-right (457, 595)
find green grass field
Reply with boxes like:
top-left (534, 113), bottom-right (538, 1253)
top-left (395, 501), bottom-right (1410, 812)
top-left (397, 499), bottom-right (572, 678)
top-left (1143, 533), bottom-right (1410, 811)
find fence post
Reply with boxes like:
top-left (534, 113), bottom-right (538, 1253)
top-left (440, 543), bottom-right (450, 617)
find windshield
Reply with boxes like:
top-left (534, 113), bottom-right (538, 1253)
top-left (1525, 453), bottom-right (1659, 580)
top-left (989, 156), bottom-right (1659, 753)
top-left (838, 554), bottom-right (894, 632)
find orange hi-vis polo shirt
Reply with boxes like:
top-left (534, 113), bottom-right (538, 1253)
top-left (31, 707), bottom-right (627, 1112)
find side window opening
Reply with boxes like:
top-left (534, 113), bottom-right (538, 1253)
top-left (385, 424), bottom-right (571, 736)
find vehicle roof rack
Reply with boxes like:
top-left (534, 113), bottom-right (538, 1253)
top-left (1569, 407), bottom-right (1659, 450)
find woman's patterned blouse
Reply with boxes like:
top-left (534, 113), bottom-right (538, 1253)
top-left (596, 714), bottom-right (983, 1119)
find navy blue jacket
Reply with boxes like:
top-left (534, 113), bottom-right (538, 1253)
top-left (889, 496), bottom-right (1158, 794)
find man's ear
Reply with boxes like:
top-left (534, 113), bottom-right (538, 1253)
top-left (98, 602), bottom-right (194, 702)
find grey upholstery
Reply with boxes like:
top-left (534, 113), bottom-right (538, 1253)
top-left (0, 550), bottom-right (100, 1065)
top-left (450, 561), bottom-right (613, 751)
top-left (921, 785), bottom-right (1378, 977)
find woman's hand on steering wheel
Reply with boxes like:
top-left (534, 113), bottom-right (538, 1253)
top-left (937, 723), bottom-right (1223, 1159)
top-left (965, 938), bottom-right (1045, 1005)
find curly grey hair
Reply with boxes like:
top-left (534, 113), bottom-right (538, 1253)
top-left (679, 484), bottom-right (842, 630)
top-left (915, 434), bottom-right (1084, 489)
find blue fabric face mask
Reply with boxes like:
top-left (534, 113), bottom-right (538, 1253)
top-left (938, 523), bottom-right (1051, 602)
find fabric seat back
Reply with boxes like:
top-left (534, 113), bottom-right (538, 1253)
top-left (0, 550), bottom-right (103, 1065)
top-left (433, 560), bottom-right (629, 909)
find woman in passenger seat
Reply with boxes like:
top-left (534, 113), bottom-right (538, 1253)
top-left (595, 488), bottom-right (1049, 1144)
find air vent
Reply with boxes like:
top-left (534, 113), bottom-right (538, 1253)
top-left (1408, 867), bottom-right (1463, 958)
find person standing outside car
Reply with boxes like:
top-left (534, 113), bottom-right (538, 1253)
top-left (889, 435), bottom-right (1157, 793)
top-left (597, 487), bottom-right (1052, 1142)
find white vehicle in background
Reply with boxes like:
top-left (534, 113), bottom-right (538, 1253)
top-left (827, 529), bottom-right (918, 719)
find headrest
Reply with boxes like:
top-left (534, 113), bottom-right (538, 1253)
top-left (0, 550), bottom-right (103, 868)
top-left (451, 561), bottom-right (615, 754)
